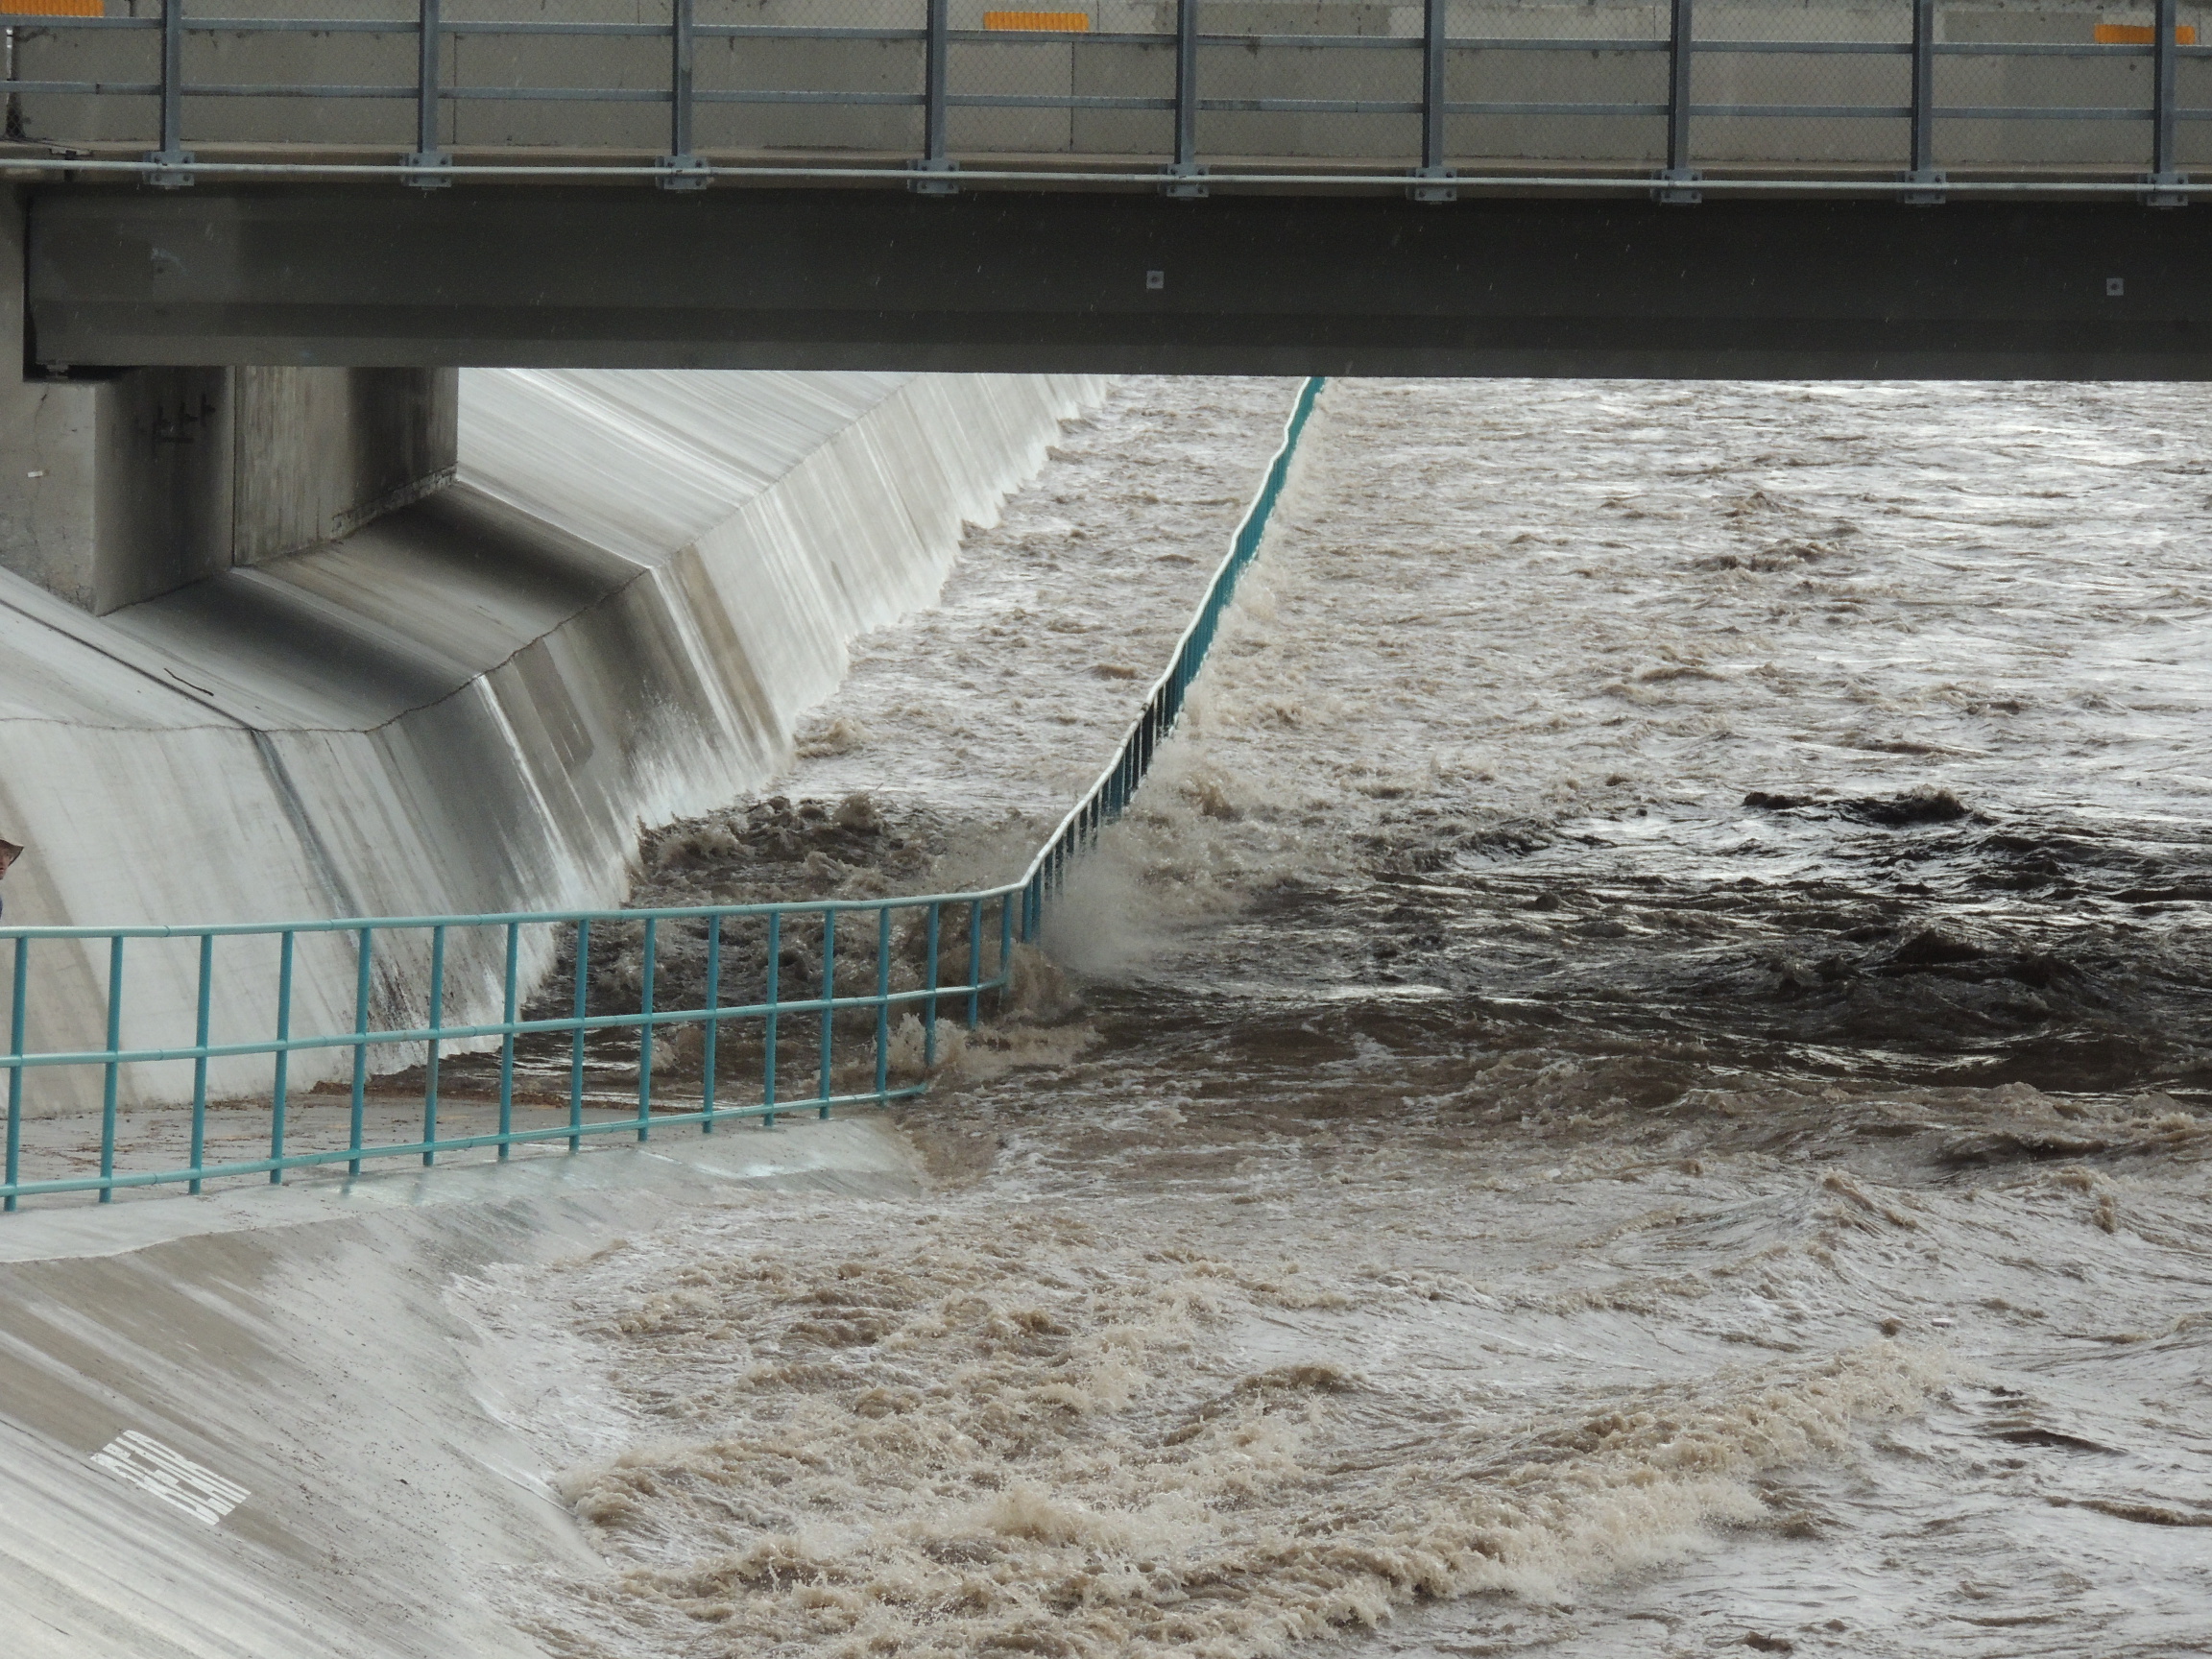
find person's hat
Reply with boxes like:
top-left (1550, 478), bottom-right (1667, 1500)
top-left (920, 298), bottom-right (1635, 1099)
top-left (0, 839), bottom-right (21, 872)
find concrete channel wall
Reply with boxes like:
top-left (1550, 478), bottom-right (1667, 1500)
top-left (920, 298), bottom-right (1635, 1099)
top-left (13, 0), bottom-right (2212, 167)
top-left (0, 364), bottom-right (1107, 1113)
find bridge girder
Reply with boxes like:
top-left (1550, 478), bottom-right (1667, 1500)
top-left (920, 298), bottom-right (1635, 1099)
top-left (25, 185), bottom-right (2212, 380)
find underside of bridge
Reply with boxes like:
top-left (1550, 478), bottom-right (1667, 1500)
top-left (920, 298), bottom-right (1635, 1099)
top-left (5, 176), bottom-right (2212, 616)
top-left (24, 184), bottom-right (2212, 381)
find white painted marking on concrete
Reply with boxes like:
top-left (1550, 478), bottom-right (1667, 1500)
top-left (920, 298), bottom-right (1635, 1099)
top-left (87, 1431), bottom-right (249, 1525)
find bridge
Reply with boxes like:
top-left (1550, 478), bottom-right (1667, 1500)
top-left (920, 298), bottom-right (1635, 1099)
top-left (4, 8), bottom-right (2212, 597)
top-left (10, 0), bottom-right (2212, 383)
top-left (3, 0), bottom-right (2209, 612)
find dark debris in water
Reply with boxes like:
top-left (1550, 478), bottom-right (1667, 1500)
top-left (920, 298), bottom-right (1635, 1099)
top-left (1743, 787), bottom-right (1980, 828)
top-left (1281, 788), bottom-right (2212, 1099)
top-left (522, 793), bottom-right (1036, 1031)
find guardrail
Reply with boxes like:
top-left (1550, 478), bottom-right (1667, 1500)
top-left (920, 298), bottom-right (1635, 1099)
top-left (2, 1), bottom-right (2208, 198)
top-left (0, 373), bottom-right (1324, 1211)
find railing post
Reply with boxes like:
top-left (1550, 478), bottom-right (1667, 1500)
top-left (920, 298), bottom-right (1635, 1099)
top-left (762, 909), bottom-right (780, 1128)
top-left (189, 934), bottom-right (211, 1193)
top-left (636, 917), bottom-right (656, 1142)
top-left (702, 914), bottom-right (721, 1132)
top-left (349, 927), bottom-right (371, 1177)
top-left (922, 902), bottom-right (940, 1068)
top-left (967, 900), bottom-right (983, 1029)
top-left (406, 0), bottom-right (450, 187)
top-left (98, 936), bottom-right (121, 1203)
top-left (269, 930), bottom-right (293, 1185)
top-left (1905, 0), bottom-right (1943, 203)
top-left (873, 905), bottom-right (891, 1098)
top-left (661, 0), bottom-right (709, 189)
top-left (567, 917), bottom-right (589, 1153)
top-left (496, 922), bottom-right (517, 1159)
top-left (1657, 0), bottom-right (1698, 202)
top-left (912, 0), bottom-right (956, 193)
top-left (422, 925), bottom-right (445, 1165)
top-left (818, 907), bottom-right (835, 1116)
top-left (2150, 0), bottom-right (2186, 204)
top-left (1165, 0), bottom-right (1206, 196)
top-left (5, 939), bottom-right (25, 1213)
top-left (143, 0), bottom-right (192, 187)
top-left (1410, 0), bottom-right (1455, 201)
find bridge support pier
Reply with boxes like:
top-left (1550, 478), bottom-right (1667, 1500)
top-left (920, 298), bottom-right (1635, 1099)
top-left (0, 195), bottom-right (455, 615)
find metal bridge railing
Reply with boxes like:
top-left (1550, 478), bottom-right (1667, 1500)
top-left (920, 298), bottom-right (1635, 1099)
top-left (0, 374), bottom-right (1325, 1213)
top-left (1, 2), bottom-right (2208, 197)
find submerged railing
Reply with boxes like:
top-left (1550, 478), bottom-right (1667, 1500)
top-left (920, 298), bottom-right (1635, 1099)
top-left (0, 374), bottom-right (1324, 1211)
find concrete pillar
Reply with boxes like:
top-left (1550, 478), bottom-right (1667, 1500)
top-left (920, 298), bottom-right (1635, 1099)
top-left (0, 191), bottom-right (457, 614)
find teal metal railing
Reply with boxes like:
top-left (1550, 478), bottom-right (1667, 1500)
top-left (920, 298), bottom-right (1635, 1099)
top-left (0, 375), bottom-right (1323, 1211)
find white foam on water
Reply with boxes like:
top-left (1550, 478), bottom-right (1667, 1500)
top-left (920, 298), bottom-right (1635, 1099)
top-left (480, 1196), bottom-right (1945, 1658)
top-left (473, 376), bottom-right (2212, 1658)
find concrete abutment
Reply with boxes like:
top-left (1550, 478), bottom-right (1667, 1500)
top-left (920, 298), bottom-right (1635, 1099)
top-left (0, 191), bottom-right (455, 614)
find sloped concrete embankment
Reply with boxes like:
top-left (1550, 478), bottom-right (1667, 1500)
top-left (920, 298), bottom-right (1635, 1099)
top-left (0, 1116), bottom-right (927, 1659)
top-left (0, 370), bottom-right (1106, 1110)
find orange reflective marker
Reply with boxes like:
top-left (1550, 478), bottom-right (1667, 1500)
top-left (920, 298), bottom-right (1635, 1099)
top-left (983, 11), bottom-right (1091, 29)
top-left (2095, 22), bottom-right (2198, 42)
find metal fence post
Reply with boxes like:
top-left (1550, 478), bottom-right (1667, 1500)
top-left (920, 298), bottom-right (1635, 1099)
top-left (98, 936), bottom-right (121, 1203)
top-left (567, 917), bottom-right (589, 1153)
top-left (1411, 0), bottom-right (1455, 201)
top-left (349, 927), bottom-right (371, 1177)
top-left (269, 930), bottom-right (293, 1185)
top-left (635, 917), bottom-right (656, 1142)
top-left (762, 909), bottom-right (780, 1127)
top-left (873, 905), bottom-right (891, 1098)
top-left (422, 925), bottom-right (445, 1165)
top-left (818, 907), bottom-right (835, 1115)
top-left (143, 0), bottom-right (192, 187)
top-left (189, 934), bottom-right (211, 1193)
top-left (1905, 0), bottom-right (1943, 203)
top-left (661, 0), bottom-right (708, 189)
top-left (966, 900), bottom-right (982, 1029)
top-left (4, 940), bottom-right (24, 1213)
top-left (407, 0), bottom-right (450, 187)
top-left (1658, 0), bottom-right (1698, 202)
top-left (922, 902), bottom-right (940, 1068)
top-left (496, 922), bottom-right (517, 1159)
top-left (1165, 0), bottom-right (1206, 196)
top-left (701, 915), bottom-right (721, 1131)
top-left (912, 0), bottom-right (956, 193)
top-left (2150, 0), bottom-right (2185, 204)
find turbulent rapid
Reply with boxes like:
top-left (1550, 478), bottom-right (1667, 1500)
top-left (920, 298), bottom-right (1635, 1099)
top-left (470, 378), bottom-right (2212, 1658)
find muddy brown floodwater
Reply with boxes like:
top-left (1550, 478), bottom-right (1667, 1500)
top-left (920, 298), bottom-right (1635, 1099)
top-left (469, 377), bottom-right (2212, 1659)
